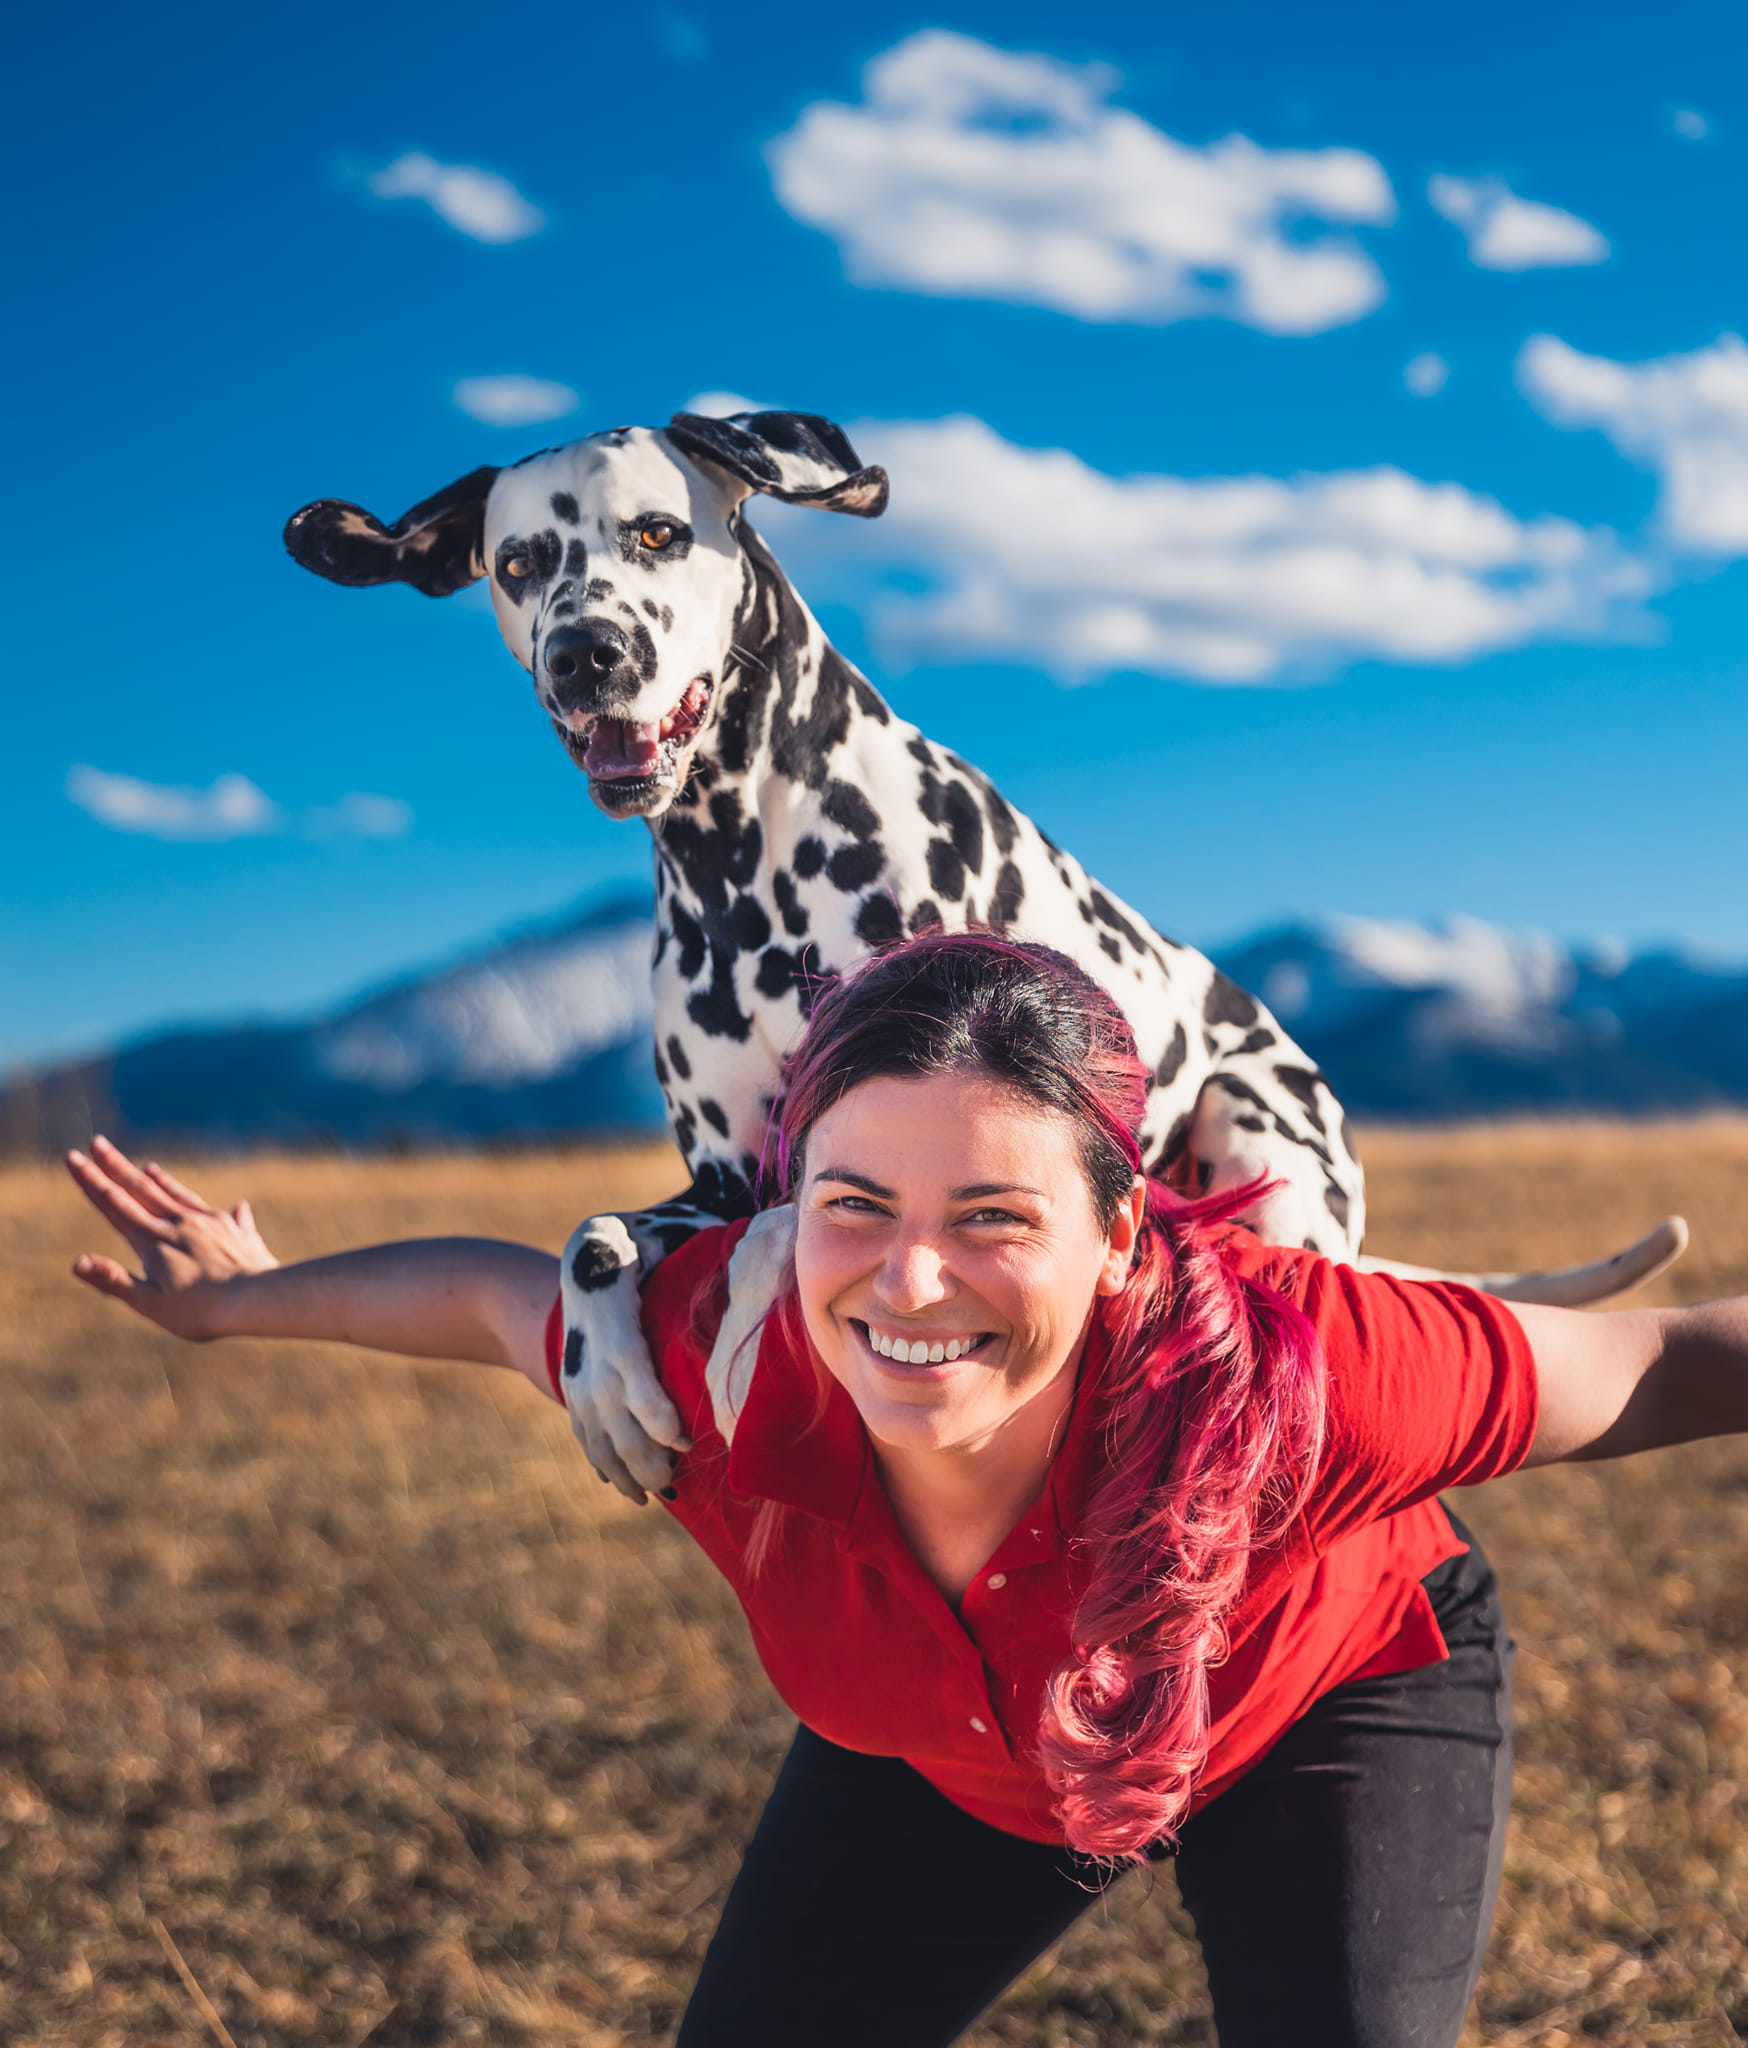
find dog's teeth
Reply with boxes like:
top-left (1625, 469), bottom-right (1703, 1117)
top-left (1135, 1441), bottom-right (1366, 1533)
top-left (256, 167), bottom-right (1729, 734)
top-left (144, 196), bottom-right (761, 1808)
top-left (928, 1342), bottom-right (945, 1363)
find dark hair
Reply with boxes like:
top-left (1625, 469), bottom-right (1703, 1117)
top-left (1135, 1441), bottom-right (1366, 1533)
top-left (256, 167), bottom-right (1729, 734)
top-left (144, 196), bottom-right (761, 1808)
top-left (762, 929), bottom-right (1327, 1862)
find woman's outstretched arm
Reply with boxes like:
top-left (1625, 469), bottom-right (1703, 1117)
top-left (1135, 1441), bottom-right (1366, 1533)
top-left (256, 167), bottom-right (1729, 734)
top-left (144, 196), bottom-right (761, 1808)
top-left (1515, 1295), bottom-right (1748, 1467)
top-left (66, 1136), bottom-right (557, 1393)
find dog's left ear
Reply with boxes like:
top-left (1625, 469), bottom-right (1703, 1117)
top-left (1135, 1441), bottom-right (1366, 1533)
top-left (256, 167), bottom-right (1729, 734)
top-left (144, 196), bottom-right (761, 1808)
top-left (666, 412), bottom-right (888, 518)
top-left (282, 465), bottom-right (501, 596)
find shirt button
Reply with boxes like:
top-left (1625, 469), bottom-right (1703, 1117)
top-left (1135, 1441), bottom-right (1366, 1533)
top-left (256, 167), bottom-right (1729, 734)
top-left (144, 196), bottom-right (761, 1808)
top-left (969, 1716), bottom-right (988, 1734)
top-left (986, 1573), bottom-right (1008, 1589)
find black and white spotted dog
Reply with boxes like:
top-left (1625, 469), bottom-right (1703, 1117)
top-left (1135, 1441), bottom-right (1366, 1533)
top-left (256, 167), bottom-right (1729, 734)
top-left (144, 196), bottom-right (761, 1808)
top-left (285, 408), bottom-right (1684, 1497)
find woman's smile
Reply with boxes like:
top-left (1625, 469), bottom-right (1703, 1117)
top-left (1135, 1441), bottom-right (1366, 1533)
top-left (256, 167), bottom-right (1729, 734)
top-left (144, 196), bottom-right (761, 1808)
top-left (852, 1319), bottom-right (997, 1369)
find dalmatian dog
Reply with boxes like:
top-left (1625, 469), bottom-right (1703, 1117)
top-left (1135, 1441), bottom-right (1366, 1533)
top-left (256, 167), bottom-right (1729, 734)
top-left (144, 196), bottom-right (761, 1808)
top-left (285, 409), bottom-right (1687, 1498)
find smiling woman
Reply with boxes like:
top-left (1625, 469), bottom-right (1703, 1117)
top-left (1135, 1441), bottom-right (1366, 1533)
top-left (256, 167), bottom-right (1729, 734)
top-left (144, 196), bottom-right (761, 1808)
top-left (59, 932), bottom-right (1748, 2048)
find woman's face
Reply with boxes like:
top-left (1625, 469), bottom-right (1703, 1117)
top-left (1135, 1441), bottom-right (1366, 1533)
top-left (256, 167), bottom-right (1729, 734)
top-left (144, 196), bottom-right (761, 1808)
top-left (793, 1070), bottom-right (1142, 1458)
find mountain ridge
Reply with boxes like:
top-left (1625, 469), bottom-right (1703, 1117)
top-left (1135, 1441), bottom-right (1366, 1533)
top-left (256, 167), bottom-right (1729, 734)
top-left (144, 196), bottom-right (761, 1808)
top-left (6, 897), bottom-right (1747, 1156)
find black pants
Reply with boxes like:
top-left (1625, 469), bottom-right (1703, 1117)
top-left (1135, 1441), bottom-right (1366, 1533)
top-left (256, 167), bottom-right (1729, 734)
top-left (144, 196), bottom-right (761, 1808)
top-left (677, 1517), bottom-right (1514, 2048)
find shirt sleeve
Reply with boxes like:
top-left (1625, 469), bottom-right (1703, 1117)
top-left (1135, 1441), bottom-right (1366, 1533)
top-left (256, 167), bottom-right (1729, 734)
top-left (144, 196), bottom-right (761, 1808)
top-left (1288, 1256), bottom-right (1541, 1551)
top-left (540, 1220), bottom-right (746, 1436)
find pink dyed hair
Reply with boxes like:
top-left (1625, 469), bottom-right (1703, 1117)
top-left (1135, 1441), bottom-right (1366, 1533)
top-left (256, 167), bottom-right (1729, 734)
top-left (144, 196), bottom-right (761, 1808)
top-left (763, 929), bottom-right (1328, 1862)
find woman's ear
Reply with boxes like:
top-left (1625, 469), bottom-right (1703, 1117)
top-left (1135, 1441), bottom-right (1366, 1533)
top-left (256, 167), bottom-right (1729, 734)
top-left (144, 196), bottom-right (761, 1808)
top-left (1096, 1176), bottom-right (1149, 1296)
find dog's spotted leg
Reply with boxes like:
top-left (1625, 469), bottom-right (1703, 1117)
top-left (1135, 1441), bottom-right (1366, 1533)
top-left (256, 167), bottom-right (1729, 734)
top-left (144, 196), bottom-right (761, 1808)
top-left (559, 1187), bottom-right (752, 1501)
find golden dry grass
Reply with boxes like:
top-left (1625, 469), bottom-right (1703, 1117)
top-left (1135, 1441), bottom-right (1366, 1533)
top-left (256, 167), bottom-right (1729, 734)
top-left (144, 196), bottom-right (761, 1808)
top-left (3, 1125), bottom-right (1748, 2045)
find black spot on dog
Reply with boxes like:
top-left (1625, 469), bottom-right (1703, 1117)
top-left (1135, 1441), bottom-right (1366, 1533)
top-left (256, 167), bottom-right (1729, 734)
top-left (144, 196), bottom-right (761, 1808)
top-left (907, 735), bottom-right (937, 771)
top-left (1158, 1111), bottom-right (1194, 1169)
top-left (1234, 1027), bottom-right (1277, 1055)
top-left (670, 907), bottom-right (706, 982)
top-left (571, 1235), bottom-right (626, 1293)
top-left (1324, 1180), bottom-right (1350, 1230)
top-left (1099, 933), bottom-right (1123, 963)
top-left (688, 1159), bottom-right (760, 1221)
top-left (1235, 1113), bottom-right (1267, 1132)
top-left (653, 1045), bottom-right (669, 1088)
top-left (563, 537), bottom-right (587, 576)
top-left (730, 893), bottom-right (772, 950)
top-left (983, 786), bottom-right (1019, 858)
top-left (1089, 890), bottom-right (1147, 955)
top-left (1204, 972), bottom-right (1260, 1030)
top-left (926, 837), bottom-right (966, 901)
top-left (908, 898), bottom-right (944, 934)
top-left (792, 836), bottom-right (827, 880)
top-left (584, 577), bottom-right (615, 603)
top-left (772, 868), bottom-right (809, 937)
top-left (674, 1103), bottom-right (699, 1156)
top-left (828, 840), bottom-right (884, 892)
top-left (855, 893), bottom-right (904, 946)
top-left (666, 1033), bottom-right (692, 1082)
top-left (700, 1098), bottom-right (730, 1137)
top-left (563, 1326), bottom-right (584, 1379)
top-left (642, 598), bottom-right (660, 620)
top-left (1272, 1064), bottom-right (1330, 1137)
top-left (552, 492), bottom-right (579, 523)
top-left (661, 605), bottom-right (673, 632)
top-left (822, 780), bottom-right (879, 841)
top-left (988, 860), bottom-right (1024, 925)
top-left (1155, 1022), bottom-right (1188, 1088)
top-left (756, 946), bottom-right (808, 1000)
top-left (660, 789), bottom-right (763, 912)
top-left (1077, 899), bottom-right (1095, 924)
top-left (918, 774), bottom-right (985, 879)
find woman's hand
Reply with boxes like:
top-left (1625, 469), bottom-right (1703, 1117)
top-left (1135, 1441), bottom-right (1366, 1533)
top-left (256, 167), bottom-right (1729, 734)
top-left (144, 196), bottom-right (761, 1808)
top-left (67, 1135), bottom-right (279, 1339)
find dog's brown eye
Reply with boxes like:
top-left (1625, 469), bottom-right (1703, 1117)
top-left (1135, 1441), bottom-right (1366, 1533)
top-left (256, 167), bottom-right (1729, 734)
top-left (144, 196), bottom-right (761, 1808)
top-left (503, 557), bottom-right (530, 579)
top-left (640, 522), bottom-right (674, 551)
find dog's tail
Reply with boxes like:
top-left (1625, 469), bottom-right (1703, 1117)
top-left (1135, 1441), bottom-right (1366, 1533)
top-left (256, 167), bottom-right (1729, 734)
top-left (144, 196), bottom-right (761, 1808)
top-left (1356, 1215), bottom-right (1689, 1307)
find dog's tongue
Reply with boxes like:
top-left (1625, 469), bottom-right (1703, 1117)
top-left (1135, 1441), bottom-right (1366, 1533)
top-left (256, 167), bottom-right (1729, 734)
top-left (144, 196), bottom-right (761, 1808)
top-left (584, 718), bottom-right (663, 779)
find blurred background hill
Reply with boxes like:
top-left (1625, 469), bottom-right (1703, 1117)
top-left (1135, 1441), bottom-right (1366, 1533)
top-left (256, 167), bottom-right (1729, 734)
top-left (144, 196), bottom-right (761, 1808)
top-left (10, 893), bottom-right (1748, 1156)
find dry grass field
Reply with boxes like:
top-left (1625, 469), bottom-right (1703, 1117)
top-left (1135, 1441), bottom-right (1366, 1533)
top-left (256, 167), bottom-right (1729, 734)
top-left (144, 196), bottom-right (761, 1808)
top-left (4, 1123), bottom-right (1748, 2046)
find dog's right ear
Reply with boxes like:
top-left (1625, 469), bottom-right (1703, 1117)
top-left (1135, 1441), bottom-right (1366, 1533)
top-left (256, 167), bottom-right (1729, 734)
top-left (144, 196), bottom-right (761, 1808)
top-left (283, 465), bottom-right (500, 597)
top-left (666, 412), bottom-right (888, 518)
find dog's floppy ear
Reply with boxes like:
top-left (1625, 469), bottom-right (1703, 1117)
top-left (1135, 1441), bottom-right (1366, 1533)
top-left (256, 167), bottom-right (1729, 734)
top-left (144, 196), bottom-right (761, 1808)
top-left (283, 465), bottom-right (501, 597)
top-left (666, 411), bottom-right (888, 518)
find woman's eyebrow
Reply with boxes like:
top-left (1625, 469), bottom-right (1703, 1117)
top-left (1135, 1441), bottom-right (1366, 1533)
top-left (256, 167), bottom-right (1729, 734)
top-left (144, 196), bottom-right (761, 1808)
top-left (952, 1182), bottom-right (1044, 1201)
top-left (811, 1166), bottom-right (894, 1198)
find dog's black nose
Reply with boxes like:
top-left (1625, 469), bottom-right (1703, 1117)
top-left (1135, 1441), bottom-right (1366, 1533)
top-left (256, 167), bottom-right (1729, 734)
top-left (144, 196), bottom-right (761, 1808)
top-left (544, 619), bottom-right (628, 687)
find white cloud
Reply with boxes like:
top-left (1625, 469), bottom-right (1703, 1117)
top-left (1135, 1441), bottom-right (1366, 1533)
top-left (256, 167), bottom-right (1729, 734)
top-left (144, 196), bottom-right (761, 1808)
top-left (1427, 173), bottom-right (1608, 271)
top-left (766, 30), bottom-right (1394, 335)
top-left (1404, 351), bottom-right (1449, 397)
top-left (682, 389), bottom-right (775, 420)
top-left (760, 413), bottom-right (1653, 686)
top-left (1518, 331), bottom-right (1748, 554)
top-left (1672, 107), bottom-right (1710, 142)
top-left (368, 152), bottom-right (544, 243)
top-left (453, 374), bottom-right (580, 426)
top-left (67, 768), bottom-right (412, 843)
top-left (303, 793), bottom-right (415, 840)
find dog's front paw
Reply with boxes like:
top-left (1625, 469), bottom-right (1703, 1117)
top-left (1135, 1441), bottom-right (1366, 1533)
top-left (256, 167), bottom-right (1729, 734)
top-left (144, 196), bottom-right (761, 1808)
top-left (559, 1215), bottom-right (691, 1503)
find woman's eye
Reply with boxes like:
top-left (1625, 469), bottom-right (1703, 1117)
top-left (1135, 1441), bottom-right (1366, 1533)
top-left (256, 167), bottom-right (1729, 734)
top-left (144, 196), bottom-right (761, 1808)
top-left (640, 522), bottom-right (674, 550)
top-left (503, 557), bottom-right (529, 579)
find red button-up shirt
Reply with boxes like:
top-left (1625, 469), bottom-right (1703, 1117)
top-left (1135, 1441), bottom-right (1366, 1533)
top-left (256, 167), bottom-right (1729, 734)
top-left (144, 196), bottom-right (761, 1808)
top-left (545, 1220), bottom-right (1539, 1845)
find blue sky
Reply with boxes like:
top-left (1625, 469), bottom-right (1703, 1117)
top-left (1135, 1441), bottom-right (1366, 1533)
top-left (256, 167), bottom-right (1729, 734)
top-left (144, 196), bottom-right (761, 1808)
top-left (5, 0), bottom-right (1745, 1068)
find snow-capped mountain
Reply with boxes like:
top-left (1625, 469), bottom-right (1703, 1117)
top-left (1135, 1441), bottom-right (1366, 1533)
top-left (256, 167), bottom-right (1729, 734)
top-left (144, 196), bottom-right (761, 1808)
top-left (6, 901), bottom-right (1748, 1157)
top-left (1216, 914), bottom-right (1748, 1116)
top-left (0, 891), bottom-right (667, 1156)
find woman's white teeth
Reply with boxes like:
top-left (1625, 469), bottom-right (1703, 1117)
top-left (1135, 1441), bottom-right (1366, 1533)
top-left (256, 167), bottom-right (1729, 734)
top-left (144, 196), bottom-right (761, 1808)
top-left (869, 1329), bottom-right (978, 1361)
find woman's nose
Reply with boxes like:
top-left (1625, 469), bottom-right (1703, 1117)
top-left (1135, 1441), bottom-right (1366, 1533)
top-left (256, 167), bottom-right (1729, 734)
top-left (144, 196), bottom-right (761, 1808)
top-left (877, 1236), bottom-right (952, 1311)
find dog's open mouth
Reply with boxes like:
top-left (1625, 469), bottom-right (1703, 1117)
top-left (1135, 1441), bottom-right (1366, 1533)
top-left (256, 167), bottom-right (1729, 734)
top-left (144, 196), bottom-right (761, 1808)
top-left (564, 675), bottom-right (715, 790)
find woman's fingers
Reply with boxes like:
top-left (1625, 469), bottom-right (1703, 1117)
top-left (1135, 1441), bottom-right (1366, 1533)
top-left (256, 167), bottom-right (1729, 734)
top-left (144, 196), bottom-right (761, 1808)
top-left (141, 1157), bottom-right (218, 1215)
top-left (66, 1149), bottom-right (177, 1244)
top-left (89, 1134), bottom-right (194, 1222)
top-left (71, 1251), bottom-right (144, 1301)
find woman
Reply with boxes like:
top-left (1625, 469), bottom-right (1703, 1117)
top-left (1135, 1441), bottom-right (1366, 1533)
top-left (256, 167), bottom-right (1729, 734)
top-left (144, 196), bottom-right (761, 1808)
top-left (65, 932), bottom-right (1748, 2048)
